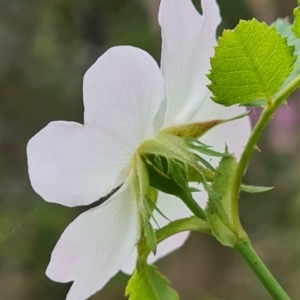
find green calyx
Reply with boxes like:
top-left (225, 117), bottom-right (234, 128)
top-left (138, 132), bottom-right (219, 221)
top-left (133, 124), bottom-right (249, 255)
top-left (133, 154), bottom-right (158, 253)
top-left (139, 132), bottom-right (215, 190)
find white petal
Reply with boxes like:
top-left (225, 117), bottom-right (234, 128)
top-left (28, 46), bottom-right (166, 207)
top-left (159, 0), bottom-right (221, 127)
top-left (46, 180), bottom-right (140, 300)
top-left (121, 192), bottom-right (192, 274)
top-left (28, 121), bottom-right (129, 206)
top-left (84, 46), bottom-right (166, 142)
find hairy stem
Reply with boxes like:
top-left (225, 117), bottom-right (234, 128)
top-left (231, 73), bottom-right (300, 233)
top-left (235, 239), bottom-right (291, 300)
top-left (228, 75), bottom-right (300, 299)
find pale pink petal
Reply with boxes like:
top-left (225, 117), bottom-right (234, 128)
top-left (121, 191), bottom-right (192, 274)
top-left (27, 46), bottom-right (166, 207)
top-left (46, 180), bottom-right (140, 300)
top-left (159, 0), bottom-right (221, 127)
top-left (84, 46), bottom-right (166, 142)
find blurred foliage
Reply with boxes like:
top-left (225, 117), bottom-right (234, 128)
top-left (0, 0), bottom-right (300, 299)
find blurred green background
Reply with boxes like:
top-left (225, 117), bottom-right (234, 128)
top-left (0, 0), bottom-right (299, 299)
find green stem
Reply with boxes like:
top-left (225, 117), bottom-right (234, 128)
top-left (138, 216), bottom-right (211, 259)
top-left (235, 239), bottom-right (290, 300)
top-left (229, 76), bottom-right (300, 299)
top-left (179, 190), bottom-right (207, 220)
top-left (231, 73), bottom-right (300, 232)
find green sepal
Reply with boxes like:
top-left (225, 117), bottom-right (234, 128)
top-left (139, 133), bottom-right (197, 166)
top-left (147, 162), bottom-right (207, 221)
top-left (185, 138), bottom-right (227, 158)
top-left (208, 19), bottom-right (296, 106)
top-left (154, 155), bottom-right (164, 172)
top-left (133, 154), bottom-right (149, 217)
top-left (240, 184), bottom-right (274, 193)
top-left (189, 187), bottom-right (201, 193)
top-left (125, 262), bottom-right (179, 300)
top-left (167, 159), bottom-right (189, 192)
top-left (187, 164), bottom-right (215, 182)
top-left (146, 194), bottom-right (171, 223)
top-left (133, 154), bottom-right (157, 252)
top-left (206, 207), bottom-right (237, 247)
top-left (143, 219), bottom-right (157, 254)
top-left (207, 153), bottom-right (238, 247)
top-left (140, 132), bottom-right (217, 180)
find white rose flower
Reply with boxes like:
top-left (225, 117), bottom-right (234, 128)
top-left (27, 0), bottom-right (251, 299)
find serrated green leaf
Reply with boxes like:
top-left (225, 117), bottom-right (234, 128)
top-left (240, 184), bottom-right (274, 193)
top-left (208, 19), bottom-right (296, 106)
top-left (293, 1), bottom-right (300, 38)
top-left (125, 264), bottom-right (179, 300)
top-left (275, 18), bottom-right (300, 86)
top-left (207, 153), bottom-right (238, 247)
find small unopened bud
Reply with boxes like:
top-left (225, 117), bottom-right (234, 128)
top-left (162, 120), bottom-right (222, 139)
top-left (162, 111), bottom-right (250, 139)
